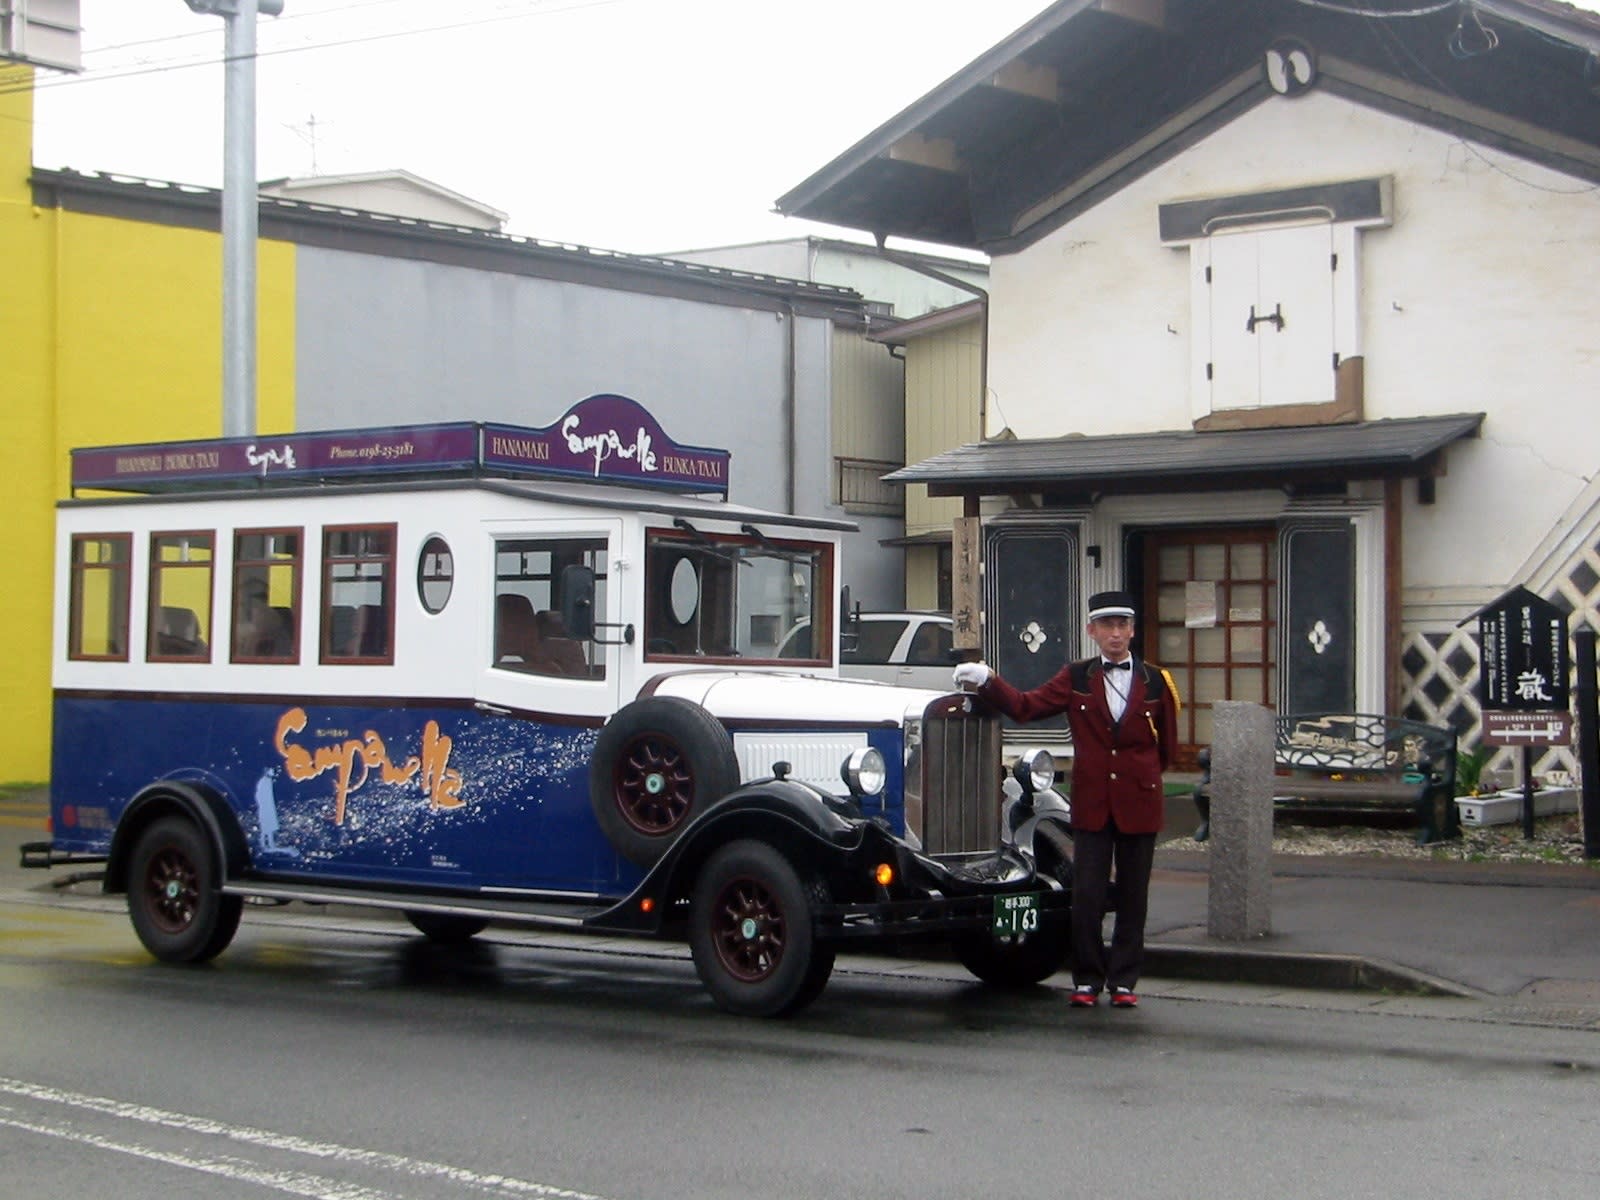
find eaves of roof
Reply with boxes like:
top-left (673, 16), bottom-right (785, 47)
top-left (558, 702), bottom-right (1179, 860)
top-left (887, 412), bottom-right (1485, 498)
top-left (30, 168), bottom-right (871, 322)
top-left (777, 0), bottom-right (1600, 254)
top-left (868, 297), bottom-right (985, 345)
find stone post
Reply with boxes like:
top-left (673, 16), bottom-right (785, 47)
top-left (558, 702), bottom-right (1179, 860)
top-left (1206, 700), bottom-right (1274, 940)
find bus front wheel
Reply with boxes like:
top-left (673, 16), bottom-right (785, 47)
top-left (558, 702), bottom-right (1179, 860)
top-left (689, 840), bottom-right (830, 1017)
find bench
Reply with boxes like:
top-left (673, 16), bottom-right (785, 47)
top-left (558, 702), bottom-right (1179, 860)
top-left (1191, 712), bottom-right (1459, 845)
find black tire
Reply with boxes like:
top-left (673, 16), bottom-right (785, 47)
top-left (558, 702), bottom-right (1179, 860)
top-left (590, 696), bottom-right (741, 866)
top-left (953, 912), bottom-right (1070, 990)
top-left (404, 911), bottom-right (490, 944)
top-left (689, 840), bottom-right (826, 1017)
top-left (127, 815), bottom-right (243, 964)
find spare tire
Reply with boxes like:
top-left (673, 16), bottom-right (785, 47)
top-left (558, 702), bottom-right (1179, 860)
top-left (589, 696), bottom-right (741, 866)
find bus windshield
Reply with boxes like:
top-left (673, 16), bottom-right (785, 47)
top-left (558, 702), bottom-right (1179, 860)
top-left (643, 526), bottom-right (829, 663)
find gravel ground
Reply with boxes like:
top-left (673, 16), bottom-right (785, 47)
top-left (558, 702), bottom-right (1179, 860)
top-left (1163, 811), bottom-right (1600, 866)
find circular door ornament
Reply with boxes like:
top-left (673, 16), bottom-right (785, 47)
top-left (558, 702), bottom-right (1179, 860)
top-left (1265, 37), bottom-right (1316, 97)
top-left (1020, 621), bottom-right (1049, 654)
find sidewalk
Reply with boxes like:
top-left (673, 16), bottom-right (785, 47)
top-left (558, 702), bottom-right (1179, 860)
top-left (1143, 847), bottom-right (1600, 1006)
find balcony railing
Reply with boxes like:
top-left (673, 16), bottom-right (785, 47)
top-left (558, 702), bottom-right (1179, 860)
top-left (835, 457), bottom-right (904, 516)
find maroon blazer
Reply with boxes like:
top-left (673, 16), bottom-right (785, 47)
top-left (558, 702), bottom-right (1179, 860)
top-left (978, 657), bottom-right (1179, 835)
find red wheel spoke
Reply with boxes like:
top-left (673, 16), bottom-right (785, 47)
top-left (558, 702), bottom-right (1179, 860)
top-left (614, 734), bottom-right (695, 835)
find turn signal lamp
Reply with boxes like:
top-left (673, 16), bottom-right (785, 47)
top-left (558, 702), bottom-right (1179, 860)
top-left (874, 863), bottom-right (894, 887)
top-left (640, 897), bottom-right (655, 914)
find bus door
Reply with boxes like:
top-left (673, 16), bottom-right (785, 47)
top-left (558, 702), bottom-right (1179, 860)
top-left (472, 521), bottom-right (626, 888)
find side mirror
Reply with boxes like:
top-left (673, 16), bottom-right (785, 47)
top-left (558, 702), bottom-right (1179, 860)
top-left (559, 564), bottom-right (596, 640)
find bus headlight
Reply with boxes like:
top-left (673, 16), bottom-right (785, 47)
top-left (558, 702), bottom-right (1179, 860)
top-left (842, 746), bottom-right (887, 798)
top-left (1012, 748), bottom-right (1055, 795)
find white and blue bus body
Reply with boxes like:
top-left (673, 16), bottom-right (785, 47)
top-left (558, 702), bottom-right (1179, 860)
top-left (33, 397), bottom-right (1073, 1015)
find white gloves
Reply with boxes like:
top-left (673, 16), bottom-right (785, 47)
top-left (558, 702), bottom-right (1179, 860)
top-left (953, 661), bottom-right (992, 691)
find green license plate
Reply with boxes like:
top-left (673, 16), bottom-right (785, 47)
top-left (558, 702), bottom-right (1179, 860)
top-left (992, 893), bottom-right (1041, 939)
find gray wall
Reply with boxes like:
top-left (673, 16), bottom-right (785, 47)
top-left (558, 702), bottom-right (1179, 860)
top-left (291, 249), bottom-right (901, 609)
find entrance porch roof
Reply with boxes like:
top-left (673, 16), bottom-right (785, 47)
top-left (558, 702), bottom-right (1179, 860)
top-left (887, 412), bottom-right (1484, 499)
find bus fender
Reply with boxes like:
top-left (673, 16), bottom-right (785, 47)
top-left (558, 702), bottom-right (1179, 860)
top-left (591, 780), bottom-right (864, 932)
top-left (104, 781), bottom-right (250, 894)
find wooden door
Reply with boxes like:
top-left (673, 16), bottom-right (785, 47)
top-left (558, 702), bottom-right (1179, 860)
top-left (1143, 528), bottom-right (1278, 768)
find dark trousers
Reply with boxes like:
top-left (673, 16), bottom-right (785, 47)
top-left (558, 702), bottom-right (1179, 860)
top-left (1071, 822), bottom-right (1157, 992)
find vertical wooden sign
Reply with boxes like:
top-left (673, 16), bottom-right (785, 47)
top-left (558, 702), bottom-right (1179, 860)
top-left (951, 516), bottom-right (982, 654)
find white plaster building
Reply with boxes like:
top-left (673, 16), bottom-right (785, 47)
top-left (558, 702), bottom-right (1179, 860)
top-left (778, 0), bottom-right (1600, 770)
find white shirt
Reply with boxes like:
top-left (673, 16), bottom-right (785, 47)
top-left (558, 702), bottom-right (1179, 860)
top-left (1102, 657), bottom-right (1134, 722)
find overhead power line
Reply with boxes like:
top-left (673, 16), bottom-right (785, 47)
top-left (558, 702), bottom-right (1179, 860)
top-left (0, 0), bottom-right (626, 99)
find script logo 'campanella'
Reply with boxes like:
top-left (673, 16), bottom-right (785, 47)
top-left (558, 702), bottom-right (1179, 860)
top-left (246, 443), bottom-right (298, 477)
top-left (274, 707), bottom-right (463, 826)
top-left (562, 415), bottom-right (657, 477)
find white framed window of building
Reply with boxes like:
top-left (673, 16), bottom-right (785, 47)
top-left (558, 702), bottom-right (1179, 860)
top-left (1161, 177), bottom-right (1391, 430)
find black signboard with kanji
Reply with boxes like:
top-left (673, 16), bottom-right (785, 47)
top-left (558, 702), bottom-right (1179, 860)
top-left (1476, 585), bottom-right (1569, 712)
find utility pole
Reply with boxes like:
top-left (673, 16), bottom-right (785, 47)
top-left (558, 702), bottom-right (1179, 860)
top-left (182, 1), bottom-right (284, 437)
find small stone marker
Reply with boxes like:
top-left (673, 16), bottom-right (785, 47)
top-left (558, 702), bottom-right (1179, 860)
top-left (1206, 701), bottom-right (1274, 941)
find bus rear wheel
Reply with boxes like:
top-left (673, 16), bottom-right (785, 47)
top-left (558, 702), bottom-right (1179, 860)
top-left (127, 816), bottom-right (242, 964)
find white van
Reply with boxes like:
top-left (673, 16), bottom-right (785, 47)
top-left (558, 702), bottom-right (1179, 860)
top-left (25, 396), bottom-right (1074, 1016)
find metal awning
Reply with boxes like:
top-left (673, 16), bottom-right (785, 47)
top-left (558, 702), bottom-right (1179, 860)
top-left (886, 413), bottom-right (1485, 499)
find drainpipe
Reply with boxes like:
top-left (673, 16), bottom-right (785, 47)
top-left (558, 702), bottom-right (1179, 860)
top-left (783, 300), bottom-right (797, 514)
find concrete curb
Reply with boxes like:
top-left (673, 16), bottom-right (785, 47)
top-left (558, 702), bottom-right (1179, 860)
top-left (1144, 943), bottom-right (1480, 998)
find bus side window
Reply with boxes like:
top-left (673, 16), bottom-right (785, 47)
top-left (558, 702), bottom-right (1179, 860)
top-left (322, 525), bottom-right (396, 664)
top-left (233, 528), bottom-right (302, 664)
top-left (68, 531), bottom-right (133, 660)
top-left (493, 536), bottom-right (606, 680)
top-left (147, 531), bottom-right (212, 662)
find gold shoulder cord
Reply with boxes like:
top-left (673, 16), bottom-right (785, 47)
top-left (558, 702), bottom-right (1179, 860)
top-left (1158, 667), bottom-right (1182, 718)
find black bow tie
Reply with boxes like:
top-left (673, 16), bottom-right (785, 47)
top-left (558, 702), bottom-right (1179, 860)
top-left (1103, 660), bottom-right (1131, 671)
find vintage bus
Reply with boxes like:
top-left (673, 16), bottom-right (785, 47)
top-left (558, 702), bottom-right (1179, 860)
top-left (24, 395), bottom-right (1074, 1016)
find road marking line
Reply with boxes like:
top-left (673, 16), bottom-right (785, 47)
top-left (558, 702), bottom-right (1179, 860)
top-left (0, 1112), bottom-right (403, 1200)
top-left (0, 1077), bottom-right (615, 1200)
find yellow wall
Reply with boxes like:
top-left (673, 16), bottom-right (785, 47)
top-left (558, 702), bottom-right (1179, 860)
top-left (902, 316), bottom-right (982, 606)
top-left (1, 66), bottom-right (55, 782)
top-left (0, 68), bottom-right (295, 780)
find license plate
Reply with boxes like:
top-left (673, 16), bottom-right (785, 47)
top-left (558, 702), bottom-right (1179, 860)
top-left (992, 893), bottom-right (1040, 939)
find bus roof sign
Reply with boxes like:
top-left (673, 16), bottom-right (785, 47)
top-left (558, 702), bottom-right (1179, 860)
top-left (70, 394), bottom-right (732, 498)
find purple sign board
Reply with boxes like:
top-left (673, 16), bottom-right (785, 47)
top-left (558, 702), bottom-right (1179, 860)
top-left (482, 394), bottom-right (729, 494)
top-left (71, 395), bottom-right (731, 498)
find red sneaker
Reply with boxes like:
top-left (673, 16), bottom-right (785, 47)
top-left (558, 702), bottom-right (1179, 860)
top-left (1109, 987), bottom-right (1139, 1008)
top-left (1069, 986), bottom-right (1099, 1008)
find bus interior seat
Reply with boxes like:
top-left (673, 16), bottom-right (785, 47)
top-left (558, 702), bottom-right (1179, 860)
top-left (156, 605), bottom-right (205, 655)
top-left (495, 594), bottom-right (542, 668)
top-left (535, 610), bottom-right (588, 676)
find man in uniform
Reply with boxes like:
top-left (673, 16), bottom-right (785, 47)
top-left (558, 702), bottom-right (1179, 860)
top-left (954, 590), bottom-right (1179, 1008)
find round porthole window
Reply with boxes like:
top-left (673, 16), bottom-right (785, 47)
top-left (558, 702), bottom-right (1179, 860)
top-left (417, 535), bottom-right (454, 614)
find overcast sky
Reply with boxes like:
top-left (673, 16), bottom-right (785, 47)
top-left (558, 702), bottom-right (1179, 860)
top-left (20, 1), bottom-right (1600, 257)
top-left (23, 0), bottom-right (1055, 255)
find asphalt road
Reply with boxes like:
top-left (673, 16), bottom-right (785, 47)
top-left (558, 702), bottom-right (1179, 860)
top-left (3, 885), bottom-right (1600, 1200)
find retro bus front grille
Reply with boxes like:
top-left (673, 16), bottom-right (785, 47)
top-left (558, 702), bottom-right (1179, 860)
top-left (914, 697), bottom-right (1002, 855)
